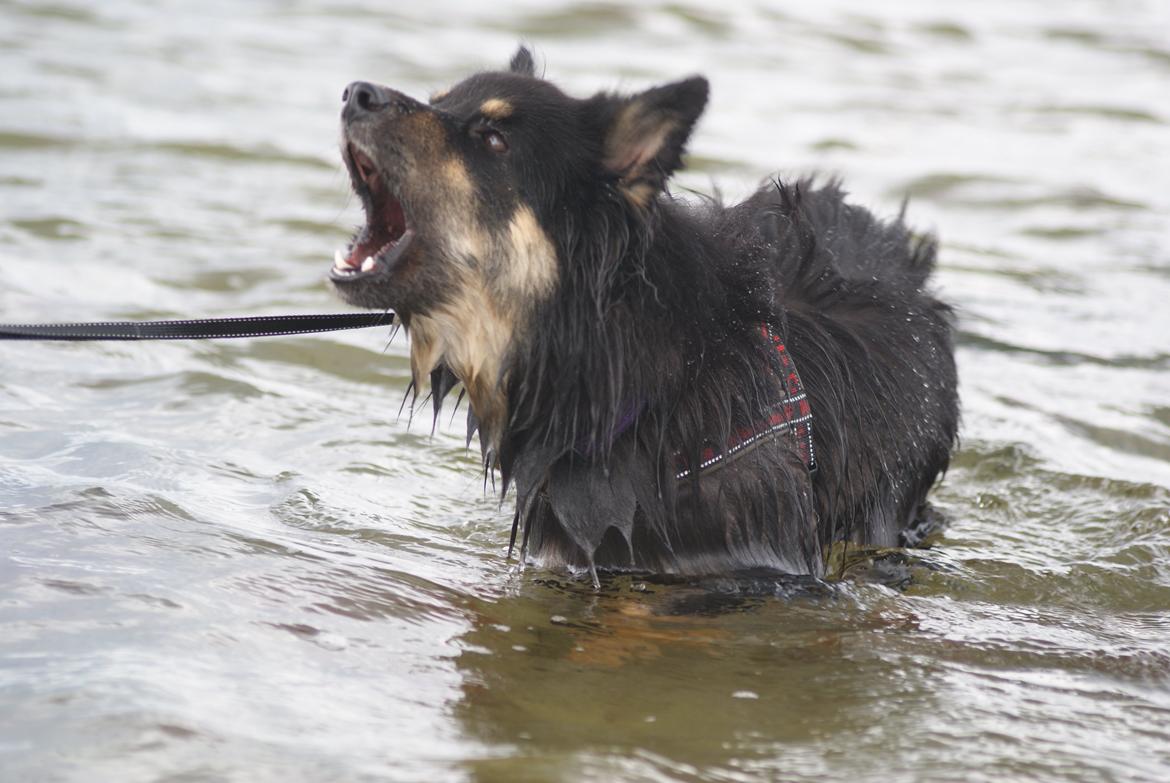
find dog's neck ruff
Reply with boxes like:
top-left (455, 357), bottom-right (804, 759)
top-left (674, 325), bottom-right (816, 480)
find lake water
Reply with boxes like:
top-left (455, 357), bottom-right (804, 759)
top-left (2, 1), bottom-right (1169, 781)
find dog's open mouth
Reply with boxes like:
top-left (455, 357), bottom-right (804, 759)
top-left (331, 145), bottom-right (415, 282)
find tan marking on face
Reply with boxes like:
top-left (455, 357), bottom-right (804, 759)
top-left (401, 111), bottom-right (448, 159)
top-left (479, 98), bottom-right (513, 120)
top-left (429, 87), bottom-right (451, 103)
top-left (433, 157), bottom-right (490, 259)
top-left (440, 157), bottom-right (474, 197)
top-left (495, 206), bottom-right (558, 298)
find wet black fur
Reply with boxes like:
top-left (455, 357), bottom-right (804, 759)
top-left (501, 176), bottom-right (958, 580)
top-left (343, 48), bottom-right (960, 581)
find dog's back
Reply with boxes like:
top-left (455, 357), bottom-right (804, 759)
top-left (518, 181), bottom-right (958, 578)
top-left (755, 182), bottom-right (957, 550)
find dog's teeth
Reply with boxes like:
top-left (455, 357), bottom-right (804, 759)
top-left (334, 249), bottom-right (347, 268)
top-left (362, 257), bottom-right (376, 272)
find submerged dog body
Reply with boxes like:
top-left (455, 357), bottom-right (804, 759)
top-left (331, 48), bottom-right (959, 580)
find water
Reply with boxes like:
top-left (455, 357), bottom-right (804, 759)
top-left (2, 1), bottom-right (1169, 780)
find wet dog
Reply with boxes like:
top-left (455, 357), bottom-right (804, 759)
top-left (330, 48), bottom-right (959, 583)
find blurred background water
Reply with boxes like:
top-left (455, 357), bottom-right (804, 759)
top-left (2, 1), bottom-right (1169, 781)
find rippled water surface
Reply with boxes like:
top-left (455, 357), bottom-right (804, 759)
top-left (2, 1), bottom-right (1169, 781)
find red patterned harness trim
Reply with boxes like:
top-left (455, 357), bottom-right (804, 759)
top-left (675, 325), bottom-right (816, 480)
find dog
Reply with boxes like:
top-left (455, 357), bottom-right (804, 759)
top-left (329, 47), bottom-right (959, 583)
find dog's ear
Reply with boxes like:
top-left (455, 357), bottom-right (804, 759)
top-left (595, 76), bottom-right (709, 206)
top-left (509, 46), bottom-right (536, 77)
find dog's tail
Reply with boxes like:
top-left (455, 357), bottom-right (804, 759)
top-left (743, 177), bottom-right (938, 294)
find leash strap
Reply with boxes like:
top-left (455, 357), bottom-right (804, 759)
top-left (0, 312), bottom-right (395, 341)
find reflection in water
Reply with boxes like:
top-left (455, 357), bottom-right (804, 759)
top-left (454, 576), bottom-right (934, 781)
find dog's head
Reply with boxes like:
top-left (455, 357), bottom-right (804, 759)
top-left (330, 47), bottom-right (707, 445)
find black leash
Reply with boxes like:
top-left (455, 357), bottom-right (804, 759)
top-left (0, 312), bottom-right (395, 341)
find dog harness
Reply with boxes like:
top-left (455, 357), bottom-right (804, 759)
top-left (674, 325), bottom-right (816, 480)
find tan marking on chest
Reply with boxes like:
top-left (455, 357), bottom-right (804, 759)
top-left (408, 278), bottom-right (512, 453)
top-left (407, 209), bottom-right (558, 457)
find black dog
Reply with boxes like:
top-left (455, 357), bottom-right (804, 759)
top-left (329, 47), bottom-right (959, 582)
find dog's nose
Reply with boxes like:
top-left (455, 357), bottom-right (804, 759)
top-left (342, 81), bottom-right (384, 113)
top-left (341, 81), bottom-right (418, 122)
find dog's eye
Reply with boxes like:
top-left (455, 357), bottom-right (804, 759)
top-left (481, 130), bottom-right (509, 154)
